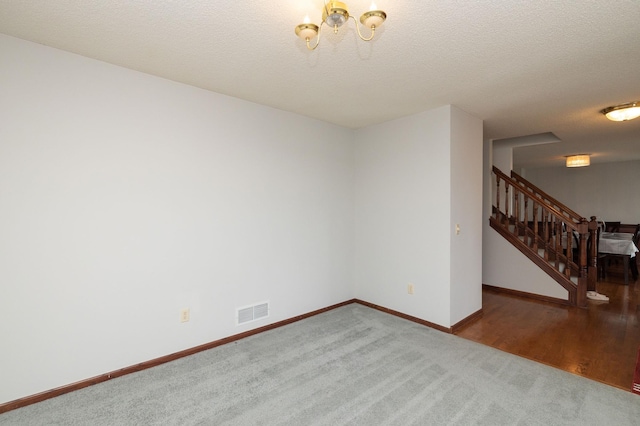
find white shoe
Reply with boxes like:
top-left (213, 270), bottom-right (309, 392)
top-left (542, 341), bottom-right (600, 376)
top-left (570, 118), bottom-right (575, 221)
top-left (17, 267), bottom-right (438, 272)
top-left (587, 291), bottom-right (609, 301)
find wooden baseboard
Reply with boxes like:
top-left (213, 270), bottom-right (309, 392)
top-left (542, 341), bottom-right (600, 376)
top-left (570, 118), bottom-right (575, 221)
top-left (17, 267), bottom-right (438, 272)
top-left (482, 284), bottom-right (571, 306)
top-left (354, 299), bottom-right (453, 334)
top-left (0, 299), bottom-right (357, 414)
top-left (2, 297), bottom-right (471, 414)
top-left (451, 308), bottom-right (484, 334)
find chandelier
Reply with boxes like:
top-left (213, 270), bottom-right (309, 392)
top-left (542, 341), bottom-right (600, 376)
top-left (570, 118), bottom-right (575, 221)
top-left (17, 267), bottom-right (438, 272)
top-left (295, 1), bottom-right (387, 51)
top-left (601, 101), bottom-right (640, 121)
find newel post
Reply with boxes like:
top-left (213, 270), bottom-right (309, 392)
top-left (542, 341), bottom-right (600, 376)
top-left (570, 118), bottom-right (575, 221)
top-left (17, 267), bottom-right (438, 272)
top-left (576, 217), bottom-right (589, 308)
top-left (587, 216), bottom-right (598, 293)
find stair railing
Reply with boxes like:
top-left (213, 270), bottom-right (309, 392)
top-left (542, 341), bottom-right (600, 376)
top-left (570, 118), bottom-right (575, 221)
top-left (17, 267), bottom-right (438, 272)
top-left (491, 166), bottom-right (598, 307)
top-left (510, 170), bottom-right (583, 222)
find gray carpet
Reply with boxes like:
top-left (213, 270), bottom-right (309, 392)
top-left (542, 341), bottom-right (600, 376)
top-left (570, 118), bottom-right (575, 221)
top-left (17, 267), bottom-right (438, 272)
top-left (1, 304), bottom-right (639, 425)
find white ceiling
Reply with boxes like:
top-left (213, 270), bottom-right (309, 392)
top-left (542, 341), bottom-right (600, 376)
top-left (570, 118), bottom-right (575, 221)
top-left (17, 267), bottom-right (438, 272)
top-left (1, 0), bottom-right (639, 169)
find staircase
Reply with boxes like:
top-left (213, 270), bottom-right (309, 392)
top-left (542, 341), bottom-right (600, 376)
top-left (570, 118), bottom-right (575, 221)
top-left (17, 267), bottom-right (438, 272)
top-left (490, 166), bottom-right (598, 307)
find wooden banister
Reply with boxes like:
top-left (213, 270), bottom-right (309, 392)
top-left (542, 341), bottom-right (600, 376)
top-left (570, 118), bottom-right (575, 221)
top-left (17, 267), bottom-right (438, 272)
top-left (510, 170), bottom-right (583, 222)
top-left (493, 167), bottom-right (580, 228)
top-left (490, 166), bottom-right (597, 307)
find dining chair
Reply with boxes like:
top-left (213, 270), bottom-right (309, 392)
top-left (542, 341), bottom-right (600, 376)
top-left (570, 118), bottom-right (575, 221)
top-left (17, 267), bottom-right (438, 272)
top-left (618, 223), bottom-right (640, 237)
top-left (634, 233), bottom-right (640, 281)
top-left (605, 221), bottom-right (621, 233)
top-left (600, 223), bottom-right (640, 281)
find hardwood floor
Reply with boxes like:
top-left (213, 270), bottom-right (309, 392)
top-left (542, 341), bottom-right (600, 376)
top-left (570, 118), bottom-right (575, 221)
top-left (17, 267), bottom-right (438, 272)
top-left (455, 262), bottom-right (640, 392)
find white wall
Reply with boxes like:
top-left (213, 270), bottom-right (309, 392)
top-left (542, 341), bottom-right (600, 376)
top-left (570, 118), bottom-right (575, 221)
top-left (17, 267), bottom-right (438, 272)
top-left (0, 35), bottom-right (355, 404)
top-left (449, 107), bottom-right (483, 325)
top-left (483, 230), bottom-right (570, 299)
top-left (523, 161), bottom-right (640, 224)
top-left (353, 106), bottom-right (483, 327)
top-left (0, 34), bottom-right (486, 406)
top-left (492, 144), bottom-right (513, 173)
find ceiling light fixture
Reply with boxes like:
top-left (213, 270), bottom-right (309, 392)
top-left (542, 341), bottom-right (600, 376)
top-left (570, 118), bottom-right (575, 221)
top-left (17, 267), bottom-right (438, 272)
top-left (295, 1), bottom-right (386, 51)
top-left (565, 154), bottom-right (590, 168)
top-left (600, 101), bottom-right (640, 122)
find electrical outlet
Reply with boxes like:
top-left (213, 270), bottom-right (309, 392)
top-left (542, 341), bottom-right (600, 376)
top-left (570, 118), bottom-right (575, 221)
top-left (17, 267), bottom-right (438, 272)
top-left (408, 283), bottom-right (414, 295)
top-left (180, 308), bottom-right (190, 323)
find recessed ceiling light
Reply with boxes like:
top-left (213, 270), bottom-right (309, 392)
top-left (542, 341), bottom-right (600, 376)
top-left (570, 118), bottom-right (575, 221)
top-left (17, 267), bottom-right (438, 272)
top-left (565, 154), bottom-right (590, 168)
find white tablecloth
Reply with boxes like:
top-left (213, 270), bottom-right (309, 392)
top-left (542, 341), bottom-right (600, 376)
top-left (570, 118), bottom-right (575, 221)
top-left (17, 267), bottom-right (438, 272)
top-left (600, 232), bottom-right (639, 258)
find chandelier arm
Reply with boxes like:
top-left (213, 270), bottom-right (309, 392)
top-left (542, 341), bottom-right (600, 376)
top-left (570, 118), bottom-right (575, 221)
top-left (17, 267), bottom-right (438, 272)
top-left (350, 15), bottom-right (376, 41)
top-left (306, 22), bottom-right (323, 51)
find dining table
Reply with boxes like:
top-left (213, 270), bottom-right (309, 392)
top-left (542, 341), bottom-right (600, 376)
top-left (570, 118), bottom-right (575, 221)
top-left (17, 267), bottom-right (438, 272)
top-left (599, 232), bottom-right (639, 285)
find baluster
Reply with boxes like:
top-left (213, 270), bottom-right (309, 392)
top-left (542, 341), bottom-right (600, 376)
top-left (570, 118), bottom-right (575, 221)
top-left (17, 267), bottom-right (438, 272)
top-left (566, 227), bottom-right (573, 278)
top-left (504, 182), bottom-right (510, 227)
top-left (554, 218), bottom-right (562, 269)
top-left (532, 202), bottom-right (539, 252)
top-left (495, 174), bottom-right (501, 219)
top-left (523, 196), bottom-right (529, 246)
top-left (566, 225), bottom-right (573, 265)
top-left (542, 209), bottom-right (549, 261)
top-left (513, 188), bottom-right (520, 235)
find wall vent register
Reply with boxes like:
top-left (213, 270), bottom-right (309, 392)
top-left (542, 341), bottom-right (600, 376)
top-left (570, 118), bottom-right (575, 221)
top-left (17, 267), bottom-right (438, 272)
top-left (237, 302), bottom-right (270, 325)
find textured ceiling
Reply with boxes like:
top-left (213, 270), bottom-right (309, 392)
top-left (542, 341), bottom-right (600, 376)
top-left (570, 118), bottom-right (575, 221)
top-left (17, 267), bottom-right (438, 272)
top-left (1, 0), bottom-right (639, 169)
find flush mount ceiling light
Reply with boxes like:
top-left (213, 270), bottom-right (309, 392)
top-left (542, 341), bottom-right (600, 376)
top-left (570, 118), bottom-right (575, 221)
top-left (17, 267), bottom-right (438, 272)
top-left (566, 154), bottom-right (591, 168)
top-left (601, 101), bottom-right (640, 121)
top-left (295, 1), bottom-right (386, 51)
